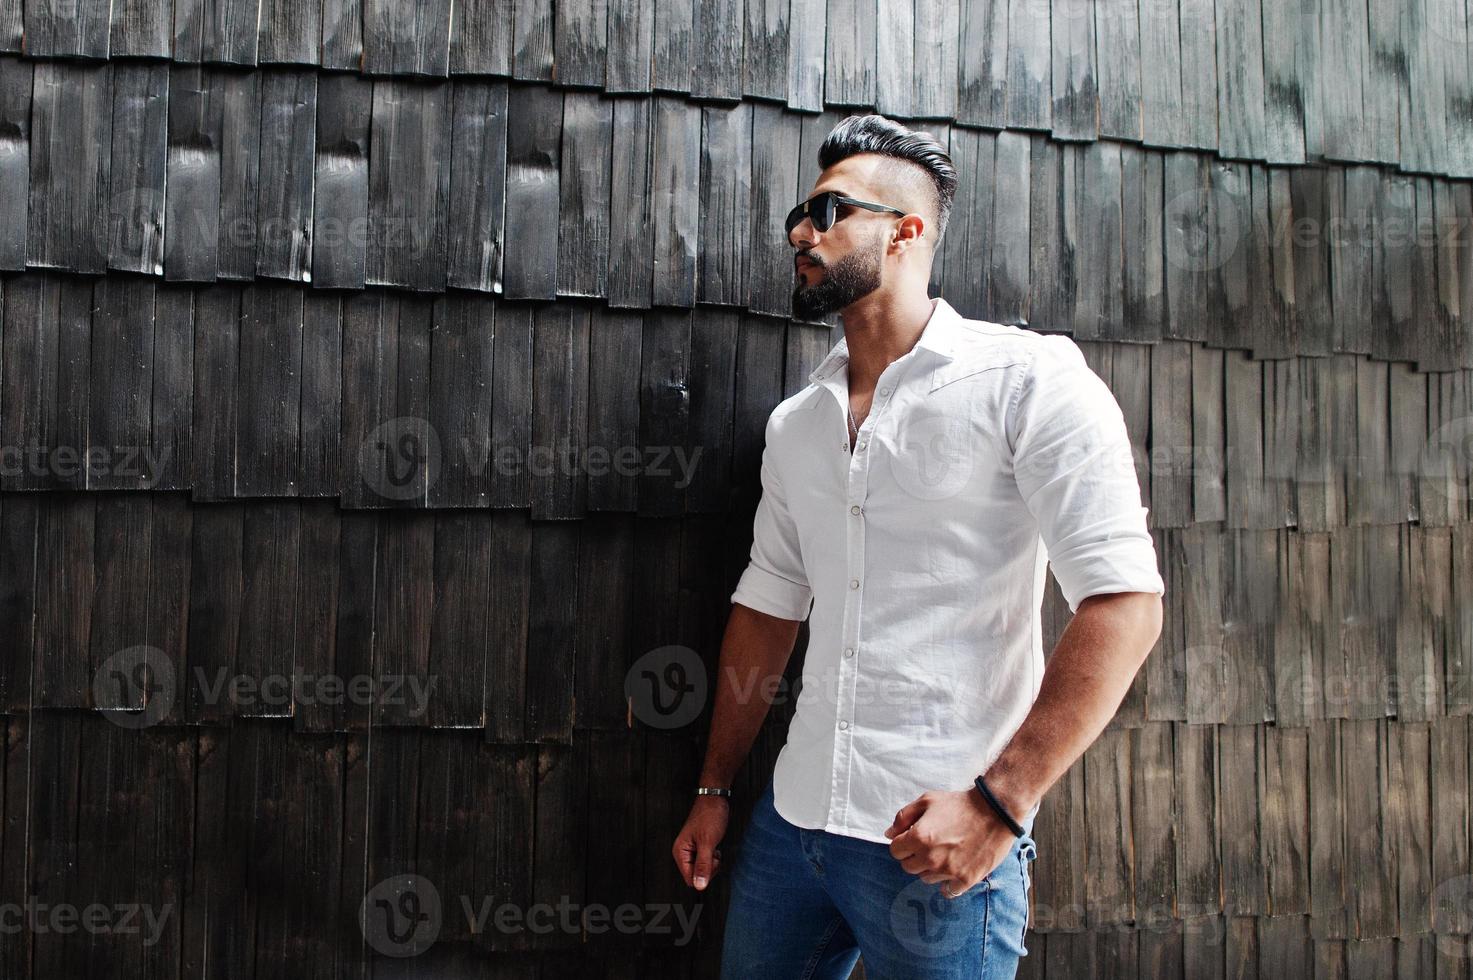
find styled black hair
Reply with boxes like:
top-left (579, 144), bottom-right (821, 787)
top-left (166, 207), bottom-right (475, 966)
top-left (816, 114), bottom-right (956, 248)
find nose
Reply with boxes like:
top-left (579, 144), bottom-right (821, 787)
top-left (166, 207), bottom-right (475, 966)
top-left (788, 218), bottom-right (818, 250)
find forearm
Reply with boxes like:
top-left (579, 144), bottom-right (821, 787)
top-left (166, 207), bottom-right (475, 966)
top-left (983, 591), bottom-right (1163, 817)
top-left (697, 603), bottom-right (803, 787)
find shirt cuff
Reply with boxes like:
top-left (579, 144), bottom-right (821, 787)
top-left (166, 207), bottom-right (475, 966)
top-left (1046, 509), bottom-right (1166, 614)
top-left (730, 563), bottom-right (814, 622)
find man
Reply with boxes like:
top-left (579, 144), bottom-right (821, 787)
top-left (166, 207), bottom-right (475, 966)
top-left (671, 114), bottom-right (1164, 979)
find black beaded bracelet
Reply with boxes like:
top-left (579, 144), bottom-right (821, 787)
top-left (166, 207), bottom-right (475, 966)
top-left (973, 774), bottom-right (1025, 838)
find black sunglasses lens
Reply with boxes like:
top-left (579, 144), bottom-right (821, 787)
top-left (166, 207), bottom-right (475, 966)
top-left (786, 193), bottom-right (838, 235)
top-left (814, 193), bottom-right (836, 231)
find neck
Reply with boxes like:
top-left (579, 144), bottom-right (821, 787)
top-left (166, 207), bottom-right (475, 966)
top-left (840, 290), bottom-right (938, 395)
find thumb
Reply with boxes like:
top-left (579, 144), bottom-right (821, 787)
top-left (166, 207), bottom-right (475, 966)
top-left (694, 843), bottom-right (722, 890)
top-left (885, 796), bottom-right (929, 839)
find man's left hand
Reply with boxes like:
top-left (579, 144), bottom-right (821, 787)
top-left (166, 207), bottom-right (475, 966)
top-left (884, 788), bottom-right (1016, 900)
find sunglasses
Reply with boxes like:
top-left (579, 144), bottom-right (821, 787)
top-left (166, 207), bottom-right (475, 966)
top-left (785, 191), bottom-right (909, 236)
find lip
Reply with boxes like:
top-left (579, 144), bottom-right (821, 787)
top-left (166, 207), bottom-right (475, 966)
top-left (795, 257), bottom-right (817, 271)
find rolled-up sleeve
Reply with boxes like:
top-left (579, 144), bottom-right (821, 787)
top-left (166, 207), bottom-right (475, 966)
top-left (1008, 336), bottom-right (1165, 615)
top-left (730, 417), bottom-right (814, 621)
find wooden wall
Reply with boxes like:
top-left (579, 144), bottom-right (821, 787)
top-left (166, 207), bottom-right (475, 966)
top-left (0, 0), bottom-right (1471, 977)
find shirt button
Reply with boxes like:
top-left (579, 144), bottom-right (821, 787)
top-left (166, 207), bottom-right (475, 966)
top-left (844, 648), bottom-right (855, 657)
top-left (857, 440), bottom-right (867, 451)
top-left (880, 386), bottom-right (891, 396)
top-left (838, 720), bottom-right (850, 730)
top-left (849, 578), bottom-right (860, 589)
top-left (850, 504), bottom-right (861, 515)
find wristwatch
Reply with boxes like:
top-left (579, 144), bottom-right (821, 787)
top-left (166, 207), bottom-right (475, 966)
top-left (696, 786), bottom-right (732, 799)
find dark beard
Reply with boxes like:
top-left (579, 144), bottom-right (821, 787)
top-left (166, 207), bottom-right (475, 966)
top-left (791, 238), bottom-right (883, 321)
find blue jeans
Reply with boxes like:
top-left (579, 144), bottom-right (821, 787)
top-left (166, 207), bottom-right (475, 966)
top-left (720, 776), bottom-right (1038, 980)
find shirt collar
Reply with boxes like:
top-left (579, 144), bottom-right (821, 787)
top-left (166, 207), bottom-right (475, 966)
top-left (806, 296), bottom-right (963, 384)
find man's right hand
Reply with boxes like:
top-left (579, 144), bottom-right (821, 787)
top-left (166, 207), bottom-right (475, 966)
top-left (672, 796), bottom-right (730, 891)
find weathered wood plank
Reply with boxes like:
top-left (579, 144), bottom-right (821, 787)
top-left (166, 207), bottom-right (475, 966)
top-left (1031, 752), bottom-right (1085, 931)
top-left (652, 96), bottom-right (701, 308)
top-left (89, 278), bottom-right (157, 492)
top-left (1307, 719), bottom-right (1348, 937)
top-left (292, 501), bottom-right (340, 731)
top-left (1214, 0), bottom-right (1268, 160)
top-left (30, 62), bottom-right (112, 274)
top-left (1261, 0), bottom-right (1308, 163)
top-left (587, 308), bottom-right (644, 511)
top-left (373, 512), bottom-right (435, 726)
top-left (957, 0), bottom-right (1008, 127)
top-left (1365, 0), bottom-right (1406, 165)
top-left (609, 0), bottom-right (656, 91)
top-left (484, 511), bottom-right (533, 741)
top-left (1190, 345), bottom-right (1226, 523)
top-left (235, 283), bottom-right (302, 496)
top-left (1132, 722), bottom-right (1177, 923)
top-left (257, 0), bottom-right (321, 64)
top-left (0, 495), bottom-right (37, 710)
top-left (1094, 0), bottom-right (1140, 139)
top-left (1343, 718), bottom-right (1396, 938)
top-left (149, 293), bottom-right (196, 480)
top-left (608, 97), bottom-right (654, 308)
top-left (426, 293), bottom-right (494, 508)
top-left (450, 0), bottom-right (515, 75)
top-left (1318, 0), bottom-right (1371, 161)
top-left (693, 0), bottom-right (743, 100)
top-left (512, 0), bottom-right (555, 80)
top-left (1262, 725), bottom-right (1310, 913)
top-left (1178, 0), bottom-right (1218, 149)
top-left (1027, 136), bottom-right (1071, 331)
top-left (786, 0), bottom-right (825, 111)
top-left (1119, 146), bottom-right (1165, 342)
top-left (1137, 0), bottom-right (1183, 146)
top-left (165, 65), bottom-right (223, 282)
top-left (503, 84), bottom-right (561, 300)
top-left (366, 80), bottom-right (450, 291)
top-left (311, 72), bottom-right (371, 289)
top-left (1084, 730), bottom-right (1134, 925)
top-left (1006, 0), bottom-right (1051, 129)
top-left (989, 131), bottom-right (1031, 326)
top-left (362, 0), bottom-right (450, 76)
top-left (320, 0), bottom-right (362, 70)
top-left (296, 293), bottom-right (340, 496)
top-left (876, 0), bottom-right (915, 117)
top-left (570, 515), bottom-right (636, 729)
top-left (685, 308), bottom-right (739, 512)
top-left (446, 80), bottom-right (508, 293)
top-left (107, 63), bottom-right (169, 276)
top-left (190, 285), bottom-right (240, 501)
top-left (110, 0), bottom-right (172, 56)
top-left (1175, 721), bottom-right (1221, 915)
top-left (182, 504), bottom-right (243, 723)
top-left (825, 0), bottom-right (876, 106)
top-left (254, 69), bottom-right (316, 282)
top-left (1069, 142), bottom-right (1122, 339)
top-left (0, 57), bottom-right (30, 271)
top-left (941, 127), bottom-right (994, 318)
top-left (1162, 152), bottom-right (1216, 345)
top-left (698, 102), bottom-right (752, 306)
top-left (530, 303), bottom-right (591, 519)
top-left (526, 521), bottom-right (579, 743)
top-left (555, 0), bottom-right (609, 88)
top-left (912, 0), bottom-right (959, 119)
top-left (213, 68), bottom-right (262, 281)
top-left (741, 0), bottom-right (786, 100)
top-left (747, 104), bottom-right (802, 317)
top-left (1050, 0), bottom-right (1097, 140)
top-left (1390, 722), bottom-right (1433, 936)
top-left (174, 0), bottom-right (261, 64)
top-left (488, 302), bottom-right (534, 509)
top-left (236, 501), bottom-right (301, 715)
top-left (639, 309), bottom-right (693, 516)
top-left (339, 293), bottom-right (433, 509)
top-left (558, 92), bottom-right (614, 298)
top-left (27, 0), bottom-right (112, 57)
top-left (1146, 527), bottom-right (1188, 718)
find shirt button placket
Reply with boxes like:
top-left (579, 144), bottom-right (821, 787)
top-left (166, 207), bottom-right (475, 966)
top-left (832, 369), bottom-right (896, 831)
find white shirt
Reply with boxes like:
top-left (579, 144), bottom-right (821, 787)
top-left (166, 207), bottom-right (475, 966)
top-left (729, 296), bottom-right (1165, 845)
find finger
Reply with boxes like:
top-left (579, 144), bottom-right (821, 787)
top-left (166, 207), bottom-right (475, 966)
top-left (694, 842), bottom-right (719, 890)
top-left (673, 838), bottom-right (696, 886)
top-left (885, 798), bottom-right (928, 838)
